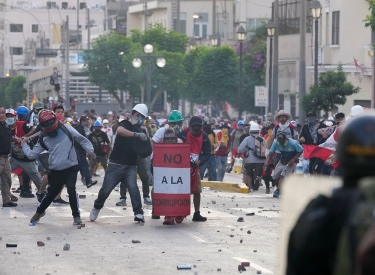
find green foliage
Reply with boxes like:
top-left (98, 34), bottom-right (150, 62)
top-left (302, 65), bottom-right (360, 113)
top-left (4, 76), bottom-right (26, 108)
top-left (130, 24), bottom-right (189, 54)
top-left (364, 0), bottom-right (375, 30)
top-left (0, 84), bottom-right (7, 106)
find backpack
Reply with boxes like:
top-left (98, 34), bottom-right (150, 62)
top-left (246, 135), bottom-right (267, 158)
top-left (274, 123), bottom-right (296, 138)
top-left (286, 187), bottom-right (362, 275)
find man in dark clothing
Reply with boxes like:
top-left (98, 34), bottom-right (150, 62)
top-left (75, 116), bottom-right (97, 187)
top-left (177, 116), bottom-right (211, 222)
top-left (88, 121), bottom-right (110, 177)
top-left (299, 110), bottom-right (327, 174)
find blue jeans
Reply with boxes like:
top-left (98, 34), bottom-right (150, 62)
top-left (216, 156), bottom-right (228, 182)
top-left (78, 150), bottom-right (91, 184)
top-left (200, 155), bottom-right (217, 181)
top-left (94, 162), bottom-right (143, 215)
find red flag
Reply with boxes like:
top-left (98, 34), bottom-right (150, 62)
top-left (354, 57), bottom-right (364, 75)
top-left (302, 144), bottom-right (339, 169)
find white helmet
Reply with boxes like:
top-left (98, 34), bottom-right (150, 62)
top-left (66, 117), bottom-right (73, 123)
top-left (324, 121), bottom-right (333, 126)
top-left (290, 120), bottom-right (297, 128)
top-left (249, 123), bottom-right (260, 132)
top-left (103, 119), bottom-right (109, 124)
top-left (97, 117), bottom-right (102, 122)
top-left (249, 120), bottom-right (255, 125)
top-left (132, 103), bottom-right (148, 117)
top-left (328, 116), bottom-right (334, 121)
top-left (108, 111), bottom-right (113, 115)
top-left (350, 105), bottom-right (364, 117)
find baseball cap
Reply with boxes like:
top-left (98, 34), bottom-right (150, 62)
top-left (5, 108), bottom-right (16, 116)
top-left (189, 116), bottom-right (203, 126)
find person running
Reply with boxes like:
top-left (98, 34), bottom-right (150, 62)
top-left (23, 110), bottom-right (95, 225)
top-left (177, 116), bottom-right (211, 222)
top-left (238, 123), bottom-right (267, 193)
top-left (264, 133), bottom-right (303, 198)
top-left (89, 104), bottom-right (150, 223)
top-left (227, 120), bottom-right (245, 173)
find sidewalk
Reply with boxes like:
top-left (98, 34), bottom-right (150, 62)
top-left (201, 172), bottom-right (249, 193)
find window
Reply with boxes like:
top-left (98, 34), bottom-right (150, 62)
top-left (246, 18), bottom-right (263, 39)
top-left (217, 13), bottom-right (229, 39)
top-left (10, 47), bottom-right (23, 55)
top-left (193, 13), bottom-right (208, 39)
top-left (31, 24), bottom-right (38, 33)
top-left (354, 100), bottom-right (371, 108)
top-left (46, 1), bottom-right (56, 9)
top-left (332, 11), bottom-right (340, 45)
top-left (10, 24), bottom-right (23, 32)
top-left (290, 94), bottom-right (296, 119)
top-left (79, 2), bottom-right (86, 9)
top-left (173, 12), bottom-right (186, 34)
top-left (278, 94), bottom-right (284, 111)
top-left (62, 2), bottom-right (68, 9)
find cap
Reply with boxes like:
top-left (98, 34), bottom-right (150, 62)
top-left (277, 132), bottom-right (287, 140)
top-left (5, 109), bottom-right (16, 116)
top-left (189, 116), bottom-right (203, 126)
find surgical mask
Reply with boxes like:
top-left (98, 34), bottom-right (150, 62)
top-left (131, 116), bottom-right (144, 125)
top-left (6, 117), bottom-right (15, 126)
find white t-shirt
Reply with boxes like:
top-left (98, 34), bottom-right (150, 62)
top-left (152, 124), bottom-right (170, 143)
top-left (102, 127), bottom-right (113, 144)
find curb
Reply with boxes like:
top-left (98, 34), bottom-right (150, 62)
top-left (201, 180), bottom-right (249, 193)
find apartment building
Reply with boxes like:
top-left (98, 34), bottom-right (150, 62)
top-left (270, 0), bottom-right (373, 118)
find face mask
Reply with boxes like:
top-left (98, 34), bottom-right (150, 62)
top-left (6, 117), bottom-right (15, 126)
top-left (95, 129), bottom-right (101, 133)
top-left (308, 117), bottom-right (316, 124)
top-left (131, 116), bottom-right (144, 125)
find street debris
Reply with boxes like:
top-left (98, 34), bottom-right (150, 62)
top-left (77, 225), bottom-right (81, 229)
top-left (247, 230), bottom-right (251, 234)
top-left (237, 217), bottom-right (244, 222)
top-left (253, 250), bottom-right (257, 252)
top-left (6, 244), bottom-right (17, 247)
top-left (79, 195), bottom-right (86, 199)
top-left (211, 200), bottom-right (216, 204)
top-left (177, 265), bottom-right (192, 270)
top-left (132, 240), bottom-right (141, 243)
top-left (238, 265), bottom-right (246, 271)
top-left (217, 268), bottom-right (221, 271)
top-left (240, 239), bottom-right (243, 243)
top-left (63, 244), bottom-right (70, 251)
top-left (257, 271), bottom-right (262, 274)
top-left (37, 241), bottom-right (45, 246)
top-left (56, 254), bottom-right (59, 257)
top-left (47, 237), bottom-right (51, 240)
top-left (80, 224), bottom-right (85, 228)
top-left (246, 212), bottom-right (255, 216)
top-left (230, 235), bottom-right (234, 237)
top-left (218, 249), bottom-right (222, 252)
top-left (241, 262), bottom-right (250, 267)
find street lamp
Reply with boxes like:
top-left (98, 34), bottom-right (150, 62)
top-left (132, 44), bottom-right (166, 108)
top-left (237, 26), bottom-right (246, 118)
top-left (267, 21), bottom-right (276, 110)
top-left (190, 37), bottom-right (197, 50)
top-left (210, 33), bottom-right (219, 47)
top-left (310, 0), bottom-right (322, 84)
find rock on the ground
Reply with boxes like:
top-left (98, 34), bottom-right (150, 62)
top-left (63, 244), bottom-right (70, 251)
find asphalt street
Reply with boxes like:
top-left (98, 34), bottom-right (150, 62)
top-left (0, 171), bottom-right (281, 275)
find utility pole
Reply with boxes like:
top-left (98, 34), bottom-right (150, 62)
top-left (299, 0), bottom-right (307, 124)
top-left (176, 0), bottom-right (180, 33)
top-left (66, 15), bottom-right (70, 110)
top-left (271, 0), bottom-right (279, 114)
top-left (213, 0), bottom-right (216, 34)
top-left (144, 0), bottom-right (148, 31)
top-left (77, 0), bottom-right (79, 50)
top-left (87, 8), bottom-right (90, 49)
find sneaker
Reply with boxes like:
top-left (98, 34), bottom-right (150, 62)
top-left (92, 173), bottom-right (100, 177)
top-left (30, 212), bottom-right (45, 223)
top-left (116, 199), bottom-right (127, 206)
top-left (52, 198), bottom-right (69, 205)
top-left (143, 197), bottom-right (152, 205)
top-left (273, 189), bottom-right (280, 198)
top-left (14, 187), bottom-right (21, 193)
top-left (114, 185), bottom-right (119, 191)
top-left (134, 214), bottom-right (145, 222)
top-left (90, 208), bottom-right (100, 221)
top-left (192, 211), bottom-right (207, 222)
top-left (20, 191), bottom-right (35, 198)
top-left (2, 201), bottom-right (17, 207)
top-left (73, 216), bottom-right (82, 225)
top-left (86, 180), bottom-right (98, 188)
top-left (248, 189), bottom-right (254, 193)
top-left (163, 216), bottom-right (175, 225)
top-left (265, 188), bottom-right (271, 194)
top-left (35, 192), bottom-right (44, 203)
top-left (175, 216), bottom-right (184, 223)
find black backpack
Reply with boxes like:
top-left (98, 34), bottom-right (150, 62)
top-left (286, 187), bottom-right (362, 275)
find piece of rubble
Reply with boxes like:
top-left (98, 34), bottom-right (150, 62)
top-left (47, 237), bottom-right (51, 240)
top-left (77, 225), bottom-right (81, 229)
top-left (218, 249), bottom-right (222, 252)
top-left (56, 254), bottom-right (59, 257)
top-left (241, 262), bottom-right (250, 267)
top-left (246, 212), bottom-right (255, 216)
top-left (237, 217), bottom-right (244, 222)
top-left (253, 250), bottom-right (257, 252)
top-left (63, 244), bottom-right (70, 251)
top-left (79, 195), bottom-right (86, 199)
top-left (80, 224), bottom-right (85, 228)
top-left (230, 235), bottom-right (234, 237)
top-left (217, 268), bottom-right (221, 271)
top-left (238, 265), bottom-right (246, 271)
top-left (132, 240), bottom-right (141, 243)
top-left (247, 230), bottom-right (251, 234)
top-left (211, 200), bottom-right (216, 204)
top-left (257, 271), bottom-right (262, 274)
top-left (37, 241), bottom-right (45, 246)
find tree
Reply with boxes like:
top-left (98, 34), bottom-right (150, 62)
top-left (302, 65), bottom-right (360, 113)
top-left (130, 24), bottom-right (189, 54)
top-left (194, 46), bottom-right (239, 117)
top-left (83, 32), bottom-right (133, 109)
top-left (364, 0), bottom-right (375, 31)
top-left (5, 76), bottom-right (26, 108)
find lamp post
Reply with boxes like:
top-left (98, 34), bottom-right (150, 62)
top-left (237, 26), bottom-right (246, 118)
top-left (311, 0), bottom-right (322, 85)
top-left (267, 21), bottom-right (276, 111)
top-left (132, 44), bottom-right (166, 108)
top-left (210, 33), bottom-right (219, 47)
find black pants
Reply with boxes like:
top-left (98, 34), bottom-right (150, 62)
top-left (37, 166), bottom-right (80, 217)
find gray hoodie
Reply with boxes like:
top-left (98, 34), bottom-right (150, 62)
top-left (22, 125), bottom-right (94, 171)
top-left (238, 134), bottom-right (266, 164)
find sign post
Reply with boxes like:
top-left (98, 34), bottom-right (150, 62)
top-left (153, 143), bottom-right (191, 216)
top-left (255, 86), bottom-right (269, 107)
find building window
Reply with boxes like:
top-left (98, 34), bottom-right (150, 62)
top-left (193, 13), bottom-right (208, 39)
top-left (332, 11), bottom-right (340, 45)
top-left (173, 12), bottom-right (186, 34)
top-left (354, 100), bottom-right (371, 108)
top-left (10, 24), bottom-right (23, 33)
top-left (79, 2), bottom-right (86, 9)
top-left (278, 94), bottom-right (284, 111)
top-left (31, 24), bottom-right (38, 33)
top-left (246, 18), bottom-right (264, 39)
top-left (290, 94), bottom-right (296, 119)
top-left (62, 2), bottom-right (68, 9)
top-left (10, 47), bottom-right (23, 55)
top-left (46, 1), bottom-right (56, 9)
top-left (217, 13), bottom-right (229, 39)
